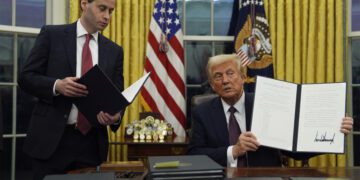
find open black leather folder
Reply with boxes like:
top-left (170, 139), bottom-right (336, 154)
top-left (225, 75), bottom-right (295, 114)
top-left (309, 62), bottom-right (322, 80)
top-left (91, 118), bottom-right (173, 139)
top-left (73, 65), bottom-right (150, 126)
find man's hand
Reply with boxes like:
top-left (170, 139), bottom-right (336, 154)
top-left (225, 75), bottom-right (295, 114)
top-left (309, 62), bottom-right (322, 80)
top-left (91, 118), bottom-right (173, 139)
top-left (55, 77), bottom-right (88, 97)
top-left (97, 111), bottom-right (120, 126)
top-left (341, 116), bottom-right (353, 134)
top-left (232, 132), bottom-right (260, 158)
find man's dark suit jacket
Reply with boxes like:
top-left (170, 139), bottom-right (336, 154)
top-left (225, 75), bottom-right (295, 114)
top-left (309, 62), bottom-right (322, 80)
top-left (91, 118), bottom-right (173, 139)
top-left (18, 22), bottom-right (124, 161)
top-left (187, 93), bottom-right (282, 167)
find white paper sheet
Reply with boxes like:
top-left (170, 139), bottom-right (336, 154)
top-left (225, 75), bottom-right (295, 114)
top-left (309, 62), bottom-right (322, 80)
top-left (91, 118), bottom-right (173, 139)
top-left (251, 76), bottom-right (346, 153)
top-left (251, 76), bottom-right (298, 151)
top-left (121, 72), bottom-right (151, 103)
top-left (296, 83), bottom-right (346, 153)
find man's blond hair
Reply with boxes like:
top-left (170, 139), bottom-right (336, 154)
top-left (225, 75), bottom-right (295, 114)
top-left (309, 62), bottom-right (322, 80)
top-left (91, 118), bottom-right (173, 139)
top-left (206, 54), bottom-right (246, 80)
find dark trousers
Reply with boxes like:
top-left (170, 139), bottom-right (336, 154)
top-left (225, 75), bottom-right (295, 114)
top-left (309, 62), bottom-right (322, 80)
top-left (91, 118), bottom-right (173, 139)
top-left (31, 126), bottom-right (101, 180)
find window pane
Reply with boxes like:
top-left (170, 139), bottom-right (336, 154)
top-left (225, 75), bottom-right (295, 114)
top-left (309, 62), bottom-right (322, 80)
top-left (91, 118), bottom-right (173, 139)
top-left (352, 39), bottom-right (360, 84)
top-left (15, 138), bottom-right (32, 180)
top-left (185, 41), bottom-right (212, 84)
top-left (352, 87), bottom-right (360, 132)
top-left (352, 0), bottom-right (360, 31)
top-left (0, 33), bottom-right (14, 82)
top-left (0, 86), bottom-right (12, 134)
top-left (215, 42), bottom-right (234, 55)
top-left (0, 138), bottom-right (11, 180)
top-left (18, 35), bottom-right (36, 77)
top-left (0, 0), bottom-right (12, 25)
top-left (214, 0), bottom-right (233, 36)
top-left (185, 0), bottom-right (210, 35)
top-left (16, 0), bottom-right (46, 28)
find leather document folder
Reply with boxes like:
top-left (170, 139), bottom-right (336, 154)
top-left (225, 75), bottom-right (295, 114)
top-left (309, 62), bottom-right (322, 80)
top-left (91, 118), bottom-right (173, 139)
top-left (73, 65), bottom-right (150, 126)
top-left (147, 155), bottom-right (224, 179)
top-left (44, 172), bottom-right (115, 180)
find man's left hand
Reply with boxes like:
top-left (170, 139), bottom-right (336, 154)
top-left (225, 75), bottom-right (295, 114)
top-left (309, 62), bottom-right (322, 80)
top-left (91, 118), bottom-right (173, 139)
top-left (97, 111), bottom-right (120, 125)
top-left (341, 116), bottom-right (353, 134)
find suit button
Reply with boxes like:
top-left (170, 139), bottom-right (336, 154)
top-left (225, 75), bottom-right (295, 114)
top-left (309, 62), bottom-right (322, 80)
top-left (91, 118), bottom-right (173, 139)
top-left (64, 114), bottom-right (68, 119)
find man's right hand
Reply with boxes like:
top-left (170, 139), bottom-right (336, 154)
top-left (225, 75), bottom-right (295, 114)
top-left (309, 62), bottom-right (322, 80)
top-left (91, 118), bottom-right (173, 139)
top-left (55, 77), bottom-right (88, 97)
top-left (233, 132), bottom-right (260, 158)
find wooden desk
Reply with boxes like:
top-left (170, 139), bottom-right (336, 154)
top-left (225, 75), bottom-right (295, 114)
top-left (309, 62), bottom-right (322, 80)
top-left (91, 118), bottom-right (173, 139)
top-left (110, 137), bottom-right (188, 161)
top-left (226, 167), bottom-right (360, 179)
top-left (70, 164), bottom-right (360, 179)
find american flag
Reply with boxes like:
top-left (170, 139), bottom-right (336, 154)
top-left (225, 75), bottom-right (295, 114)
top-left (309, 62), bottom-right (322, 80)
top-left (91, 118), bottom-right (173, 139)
top-left (236, 45), bottom-right (251, 67)
top-left (141, 0), bottom-right (186, 137)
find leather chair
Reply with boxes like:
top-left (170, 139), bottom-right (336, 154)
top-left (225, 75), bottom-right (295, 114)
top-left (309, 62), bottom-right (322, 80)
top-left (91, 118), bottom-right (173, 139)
top-left (191, 93), bottom-right (218, 108)
top-left (188, 93), bottom-right (218, 136)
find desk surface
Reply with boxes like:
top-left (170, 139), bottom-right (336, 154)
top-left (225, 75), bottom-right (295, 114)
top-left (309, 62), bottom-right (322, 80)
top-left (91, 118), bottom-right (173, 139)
top-left (71, 162), bottom-right (360, 179)
top-left (226, 167), bottom-right (360, 178)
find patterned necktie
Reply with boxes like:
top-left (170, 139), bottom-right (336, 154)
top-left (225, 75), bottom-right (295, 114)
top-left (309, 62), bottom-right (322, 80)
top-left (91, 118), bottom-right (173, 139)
top-left (77, 33), bottom-right (93, 135)
top-left (228, 106), bottom-right (245, 167)
top-left (228, 106), bottom-right (240, 145)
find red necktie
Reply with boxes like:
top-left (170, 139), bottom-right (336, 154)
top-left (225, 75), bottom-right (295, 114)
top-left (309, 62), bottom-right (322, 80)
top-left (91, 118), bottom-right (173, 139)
top-left (228, 106), bottom-right (245, 167)
top-left (77, 33), bottom-right (93, 135)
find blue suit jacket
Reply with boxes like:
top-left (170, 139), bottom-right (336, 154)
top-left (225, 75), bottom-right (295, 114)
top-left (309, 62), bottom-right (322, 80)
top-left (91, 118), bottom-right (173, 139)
top-left (18, 22), bottom-right (124, 161)
top-left (187, 93), bottom-right (282, 167)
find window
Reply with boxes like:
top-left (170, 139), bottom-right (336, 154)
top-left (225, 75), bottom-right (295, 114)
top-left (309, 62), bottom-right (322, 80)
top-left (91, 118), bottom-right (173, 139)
top-left (348, 0), bottom-right (360, 167)
top-left (0, 1), bottom-right (65, 179)
top-left (178, 0), bottom-right (234, 128)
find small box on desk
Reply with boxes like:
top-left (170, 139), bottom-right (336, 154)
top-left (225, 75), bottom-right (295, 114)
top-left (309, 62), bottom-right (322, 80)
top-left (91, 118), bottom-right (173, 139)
top-left (147, 155), bottom-right (224, 180)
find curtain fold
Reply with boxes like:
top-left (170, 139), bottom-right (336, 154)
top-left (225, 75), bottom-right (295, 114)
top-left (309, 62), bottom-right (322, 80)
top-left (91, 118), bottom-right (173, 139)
top-left (264, 0), bottom-right (346, 167)
top-left (69, 0), bottom-right (155, 161)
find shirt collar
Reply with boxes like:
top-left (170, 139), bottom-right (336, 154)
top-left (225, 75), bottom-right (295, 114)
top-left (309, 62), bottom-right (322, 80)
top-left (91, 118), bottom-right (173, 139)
top-left (221, 91), bottom-right (245, 114)
top-left (77, 20), bottom-right (99, 42)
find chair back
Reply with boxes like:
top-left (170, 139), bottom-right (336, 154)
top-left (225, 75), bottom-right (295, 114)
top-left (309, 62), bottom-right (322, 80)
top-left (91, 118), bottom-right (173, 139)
top-left (191, 93), bottom-right (218, 108)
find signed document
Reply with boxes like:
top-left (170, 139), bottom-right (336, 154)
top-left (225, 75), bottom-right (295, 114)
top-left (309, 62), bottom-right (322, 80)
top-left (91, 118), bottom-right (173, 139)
top-left (251, 76), bottom-right (346, 153)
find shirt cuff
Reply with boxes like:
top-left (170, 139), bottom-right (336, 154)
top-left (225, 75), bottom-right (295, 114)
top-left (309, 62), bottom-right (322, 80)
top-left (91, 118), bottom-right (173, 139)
top-left (227, 145), bottom-right (237, 167)
top-left (53, 79), bottom-right (60, 96)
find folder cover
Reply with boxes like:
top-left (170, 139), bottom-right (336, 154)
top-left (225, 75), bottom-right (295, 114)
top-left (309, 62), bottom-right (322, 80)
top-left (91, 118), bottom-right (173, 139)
top-left (73, 65), bottom-right (150, 127)
top-left (147, 155), bottom-right (224, 179)
top-left (44, 172), bottom-right (115, 180)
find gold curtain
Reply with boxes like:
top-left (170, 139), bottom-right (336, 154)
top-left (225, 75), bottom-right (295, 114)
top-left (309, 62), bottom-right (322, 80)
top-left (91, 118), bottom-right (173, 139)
top-left (69, 0), bottom-right (156, 161)
top-left (264, 0), bottom-right (346, 167)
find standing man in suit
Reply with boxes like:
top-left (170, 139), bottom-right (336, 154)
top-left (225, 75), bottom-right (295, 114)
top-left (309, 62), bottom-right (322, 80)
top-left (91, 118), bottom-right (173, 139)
top-left (18, 0), bottom-right (123, 179)
top-left (187, 54), bottom-right (353, 167)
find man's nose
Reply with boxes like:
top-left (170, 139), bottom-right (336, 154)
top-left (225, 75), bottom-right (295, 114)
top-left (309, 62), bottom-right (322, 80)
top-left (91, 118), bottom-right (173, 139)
top-left (222, 74), bottom-right (230, 83)
top-left (104, 11), bottom-right (110, 20)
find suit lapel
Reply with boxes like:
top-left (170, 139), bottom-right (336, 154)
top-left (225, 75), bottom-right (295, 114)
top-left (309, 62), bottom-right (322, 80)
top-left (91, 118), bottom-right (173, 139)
top-left (211, 97), bottom-right (230, 144)
top-left (98, 34), bottom-right (109, 70)
top-left (64, 22), bottom-right (77, 76)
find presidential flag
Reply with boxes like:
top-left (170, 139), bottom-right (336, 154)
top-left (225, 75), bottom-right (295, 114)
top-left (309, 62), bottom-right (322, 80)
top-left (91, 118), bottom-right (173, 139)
top-left (232, 0), bottom-right (274, 92)
top-left (141, 0), bottom-right (186, 137)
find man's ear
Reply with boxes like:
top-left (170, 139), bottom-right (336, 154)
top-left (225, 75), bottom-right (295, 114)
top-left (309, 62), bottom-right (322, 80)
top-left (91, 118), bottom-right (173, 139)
top-left (80, 0), bottom-right (87, 11)
top-left (209, 81), bottom-right (215, 90)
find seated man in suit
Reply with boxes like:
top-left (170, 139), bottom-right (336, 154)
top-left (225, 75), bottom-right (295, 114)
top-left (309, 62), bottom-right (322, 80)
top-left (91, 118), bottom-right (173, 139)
top-left (187, 54), bottom-right (353, 167)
